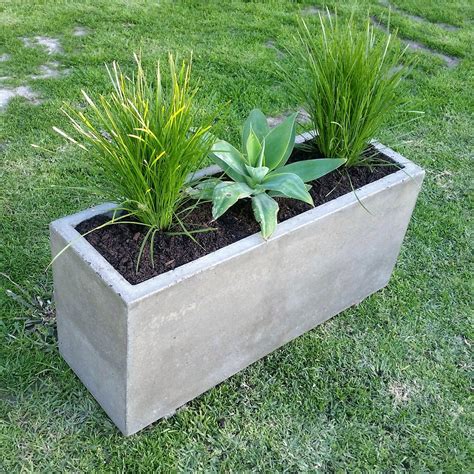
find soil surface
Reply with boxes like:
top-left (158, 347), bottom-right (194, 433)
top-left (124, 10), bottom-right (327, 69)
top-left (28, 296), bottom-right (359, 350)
top-left (76, 142), bottom-right (400, 284)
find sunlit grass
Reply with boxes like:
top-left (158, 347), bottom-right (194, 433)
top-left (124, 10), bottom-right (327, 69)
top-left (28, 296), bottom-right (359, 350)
top-left (290, 11), bottom-right (412, 167)
top-left (55, 53), bottom-right (214, 247)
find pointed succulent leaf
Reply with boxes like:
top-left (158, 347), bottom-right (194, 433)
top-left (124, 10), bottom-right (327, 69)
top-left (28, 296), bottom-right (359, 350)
top-left (272, 158), bottom-right (345, 183)
top-left (187, 178), bottom-right (220, 200)
top-left (212, 181), bottom-right (253, 220)
top-left (266, 190), bottom-right (285, 198)
top-left (262, 173), bottom-right (313, 205)
top-left (251, 193), bottom-right (279, 239)
top-left (210, 139), bottom-right (247, 182)
top-left (246, 128), bottom-right (262, 167)
top-left (244, 165), bottom-right (270, 185)
top-left (267, 183), bottom-right (311, 198)
top-left (200, 130), bottom-right (218, 146)
top-left (256, 139), bottom-right (265, 167)
top-left (264, 113), bottom-right (297, 170)
top-left (242, 109), bottom-right (270, 147)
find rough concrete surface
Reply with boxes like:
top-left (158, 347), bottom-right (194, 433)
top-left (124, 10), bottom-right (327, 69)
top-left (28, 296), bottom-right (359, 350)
top-left (30, 61), bottom-right (70, 79)
top-left (264, 40), bottom-right (285, 59)
top-left (370, 16), bottom-right (460, 68)
top-left (267, 108), bottom-right (311, 128)
top-left (72, 26), bottom-right (90, 37)
top-left (0, 86), bottom-right (40, 109)
top-left (22, 36), bottom-right (62, 54)
top-left (378, 0), bottom-right (459, 31)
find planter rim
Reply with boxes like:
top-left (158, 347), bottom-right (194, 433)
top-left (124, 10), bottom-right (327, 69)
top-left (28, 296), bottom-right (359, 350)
top-left (50, 132), bottom-right (424, 304)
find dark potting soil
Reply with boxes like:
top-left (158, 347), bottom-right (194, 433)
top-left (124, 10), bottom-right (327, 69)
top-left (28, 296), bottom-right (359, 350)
top-left (76, 142), bottom-right (401, 284)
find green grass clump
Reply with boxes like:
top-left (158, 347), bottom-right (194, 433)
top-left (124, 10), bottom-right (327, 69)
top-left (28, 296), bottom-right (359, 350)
top-left (292, 12), bottom-right (410, 167)
top-left (56, 53), bottom-right (213, 237)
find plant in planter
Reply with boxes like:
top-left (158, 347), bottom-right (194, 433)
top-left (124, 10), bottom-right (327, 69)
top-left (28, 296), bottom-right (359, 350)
top-left (50, 52), bottom-right (424, 436)
top-left (54, 53), bottom-right (215, 266)
top-left (288, 10), bottom-right (413, 167)
top-left (191, 109), bottom-right (345, 237)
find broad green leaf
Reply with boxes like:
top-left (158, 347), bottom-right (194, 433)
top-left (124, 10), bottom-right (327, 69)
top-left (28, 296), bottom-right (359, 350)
top-left (262, 173), bottom-right (313, 205)
top-left (251, 193), bottom-right (279, 239)
top-left (272, 158), bottom-right (345, 183)
top-left (267, 183), bottom-right (311, 198)
top-left (242, 109), bottom-right (270, 147)
top-left (264, 113), bottom-right (297, 170)
top-left (212, 181), bottom-right (253, 220)
top-left (246, 128), bottom-right (262, 167)
top-left (201, 130), bottom-right (218, 147)
top-left (245, 165), bottom-right (269, 185)
top-left (210, 139), bottom-right (247, 182)
top-left (187, 178), bottom-right (220, 200)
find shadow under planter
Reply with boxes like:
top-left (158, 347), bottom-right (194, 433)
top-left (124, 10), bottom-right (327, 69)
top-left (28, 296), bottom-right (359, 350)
top-left (50, 134), bottom-right (425, 435)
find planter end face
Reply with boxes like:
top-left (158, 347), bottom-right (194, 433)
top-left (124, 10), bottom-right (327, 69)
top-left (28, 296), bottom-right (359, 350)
top-left (51, 208), bottom-right (130, 433)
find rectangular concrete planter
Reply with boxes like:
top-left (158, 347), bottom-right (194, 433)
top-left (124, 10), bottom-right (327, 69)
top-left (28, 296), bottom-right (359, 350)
top-left (50, 134), bottom-right (424, 435)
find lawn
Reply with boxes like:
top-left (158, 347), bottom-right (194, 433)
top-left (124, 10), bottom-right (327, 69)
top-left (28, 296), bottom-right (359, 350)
top-left (0, 0), bottom-right (472, 471)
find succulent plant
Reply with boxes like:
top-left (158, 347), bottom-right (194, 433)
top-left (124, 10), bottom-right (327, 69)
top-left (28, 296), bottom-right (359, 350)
top-left (194, 109), bottom-right (345, 238)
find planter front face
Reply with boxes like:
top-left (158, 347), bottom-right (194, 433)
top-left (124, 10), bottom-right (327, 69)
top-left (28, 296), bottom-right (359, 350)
top-left (51, 138), bottom-right (424, 435)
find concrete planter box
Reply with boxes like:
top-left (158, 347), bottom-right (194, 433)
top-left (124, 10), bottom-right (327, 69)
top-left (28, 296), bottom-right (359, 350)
top-left (50, 134), bottom-right (424, 435)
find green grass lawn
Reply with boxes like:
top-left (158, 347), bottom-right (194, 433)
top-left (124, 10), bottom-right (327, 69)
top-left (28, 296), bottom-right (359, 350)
top-left (1, 0), bottom-right (473, 471)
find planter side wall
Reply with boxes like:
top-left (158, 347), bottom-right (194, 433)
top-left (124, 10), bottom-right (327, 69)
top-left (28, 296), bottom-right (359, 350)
top-left (51, 147), bottom-right (424, 436)
top-left (125, 171), bottom-right (423, 434)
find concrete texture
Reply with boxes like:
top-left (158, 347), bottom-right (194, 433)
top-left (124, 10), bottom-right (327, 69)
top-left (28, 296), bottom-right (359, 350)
top-left (264, 40), bottom-right (285, 59)
top-left (370, 17), bottom-right (460, 68)
top-left (378, 0), bottom-right (459, 31)
top-left (302, 6), bottom-right (331, 17)
top-left (51, 135), bottom-right (424, 435)
top-left (30, 61), bottom-right (70, 80)
top-left (0, 86), bottom-right (40, 109)
top-left (22, 36), bottom-right (62, 55)
top-left (72, 26), bottom-right (90, 37)
top-left (267, 108), bottom-right (311, 127)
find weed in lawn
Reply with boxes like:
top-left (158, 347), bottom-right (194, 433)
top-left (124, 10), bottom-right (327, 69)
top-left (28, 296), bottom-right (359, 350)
top-left (1, 273), bottom-right (56, 349)
top-left (388, 380), bottom-right (418, 403)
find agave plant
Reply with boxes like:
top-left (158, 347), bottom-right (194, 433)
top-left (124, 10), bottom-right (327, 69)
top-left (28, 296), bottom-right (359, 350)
top-left (194, 109), bottom-right (345, 238)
